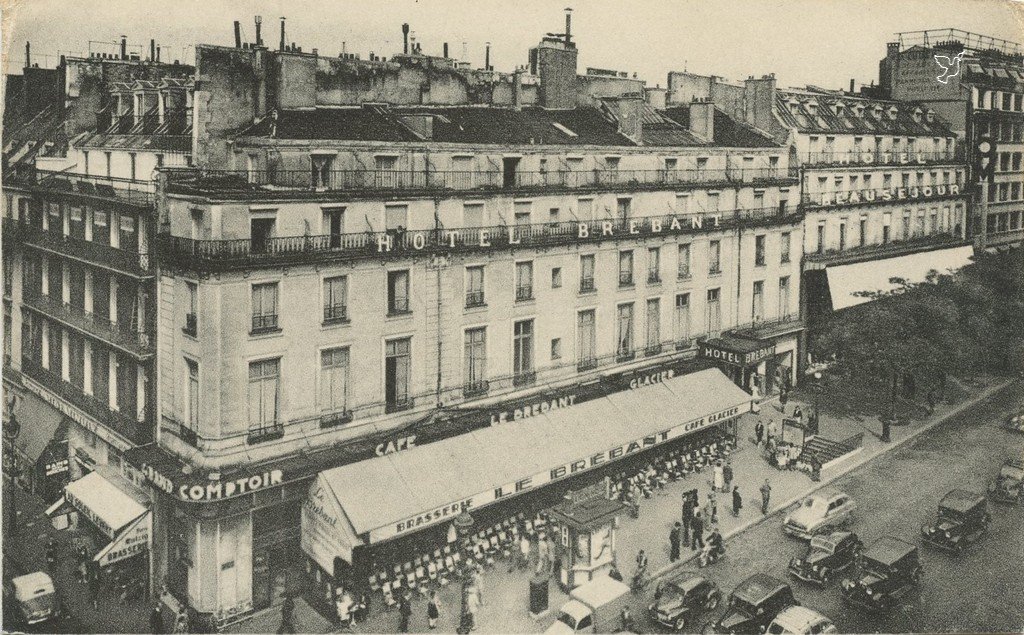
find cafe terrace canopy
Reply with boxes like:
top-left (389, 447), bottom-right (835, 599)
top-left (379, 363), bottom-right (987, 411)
top-left (825, 244), bottom-right (974, 310)
top-left (302, 368), bottom-right (751, 570)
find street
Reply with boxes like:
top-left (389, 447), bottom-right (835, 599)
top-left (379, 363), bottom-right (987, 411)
top-left (633, 380), bottom-right (1024, 634)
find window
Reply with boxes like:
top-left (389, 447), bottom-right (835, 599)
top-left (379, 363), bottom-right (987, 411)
top-left (579, 255), bottom-right (596, 292)
top-left (466, 266), bottom-right (485, 307)
top-left (551, 267), bottom-right (562, 289)
top-left (385, 204), bottom-right (408, 232)
top-left (104, 152), bottom-right (112, 177)
top-left (311, 154), bottom-right (334, 189)
top-left (577, 310), bottom-right (597, 370)
top-left (839, 220), bottom-right (847, 251)
top-left (706, 192), bottom-right (720, 213)
top-left (387, 270), bottom-right (411, 315)
top-left (674, 294), bottom-right (691, 348)
top-left (883, 212), bottom-right (892, 243)
top-left (515, 261), bottom-right (534, 301)
top-left (184, 282), bottom-right (198, 336)
top-left (464, 328), bottom-right (488, 395)
top-left (816, 223), bottom-right (825, 254)
top-left (185, 358), bottom-right (200, 432)
top-left (251, 282), bottom-right (279, 333)
top-left (780, 232), bottom-right (791, 263)
top-left (754, 235), bottom-right (766, 266)
top-left (119, 215), bottom-right (137, 252)
top-left (647, 247), bottom-right (661, 283)
top-left (92, 210), bottom-right (110, 245)
top-left (129, 153), bottom-right (137, 180)
top-left (550, 338), bottom-right (562, 360)
top-left (929, 209), bottom-right (938, 234)
top-left (752, 281), bottom-right (764, 321)
top-left (616, 303), bottom-right (635, 361)
top-left (645, 298), bottom-right (661, 355)
top-left (247, 359), bottom-right (280, 440)
top-left (577, 198), bottom-right (594, 221)
top-left (916, 212), bottom-right (925, 237)
top-left (385, 337), bottom-right (412, 411)
top-left (323, 276), bottom-right (348, 323)
top-left (514, 201), bottom-right (532, 226)
top-left (707, 288), bottom-right (721, 337)
top-left (618, 251), bottom-right (634, 287)
top-left (320, 347), bottom-right (351, 425)
top-left (678, 244), bottom-right (692, 279)
top-left (250, 217), bottom-right (275, 253)
top-left (779, 277), bottom-right (791, 319)
top-left (513, 320), bottom-right (535, 385)
top-left (709, 241), bottom-right (721, 274)
top-left (859, 215), bottom-right (867, 246)
top-left (616, 197), bottom-right (631, 222)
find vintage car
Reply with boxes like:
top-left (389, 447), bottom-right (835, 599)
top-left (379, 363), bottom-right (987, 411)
top-left (921, 489), bottom-right (990, 552)
top-left (788, 531), bottom-right (862, 585)
top-left (988, 458), bottom-right (1024, 505)
top-left (6, 572), bottom-right (59, 626)
top-left (1003, 407), bottom-right (1024, 433)
top-left (707, 573), bottom-right (798, 634)
top-left (782, 490), bottom-right (856, 539)
top-left (648, 572), bottom-right (722, 632)
top-left (766, 606), bottom-right (838, 635)
top-left (840, 537), bottom-right (922, 611)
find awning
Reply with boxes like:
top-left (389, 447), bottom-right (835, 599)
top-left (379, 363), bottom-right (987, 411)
top-left (10, 391), bottom-right (67, 464)
top-left (302, 368), bottom-right (751, 569)
top-left (826, 245), bottom-right (974, 310)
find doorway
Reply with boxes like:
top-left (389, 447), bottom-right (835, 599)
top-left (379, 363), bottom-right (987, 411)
top-left (502, 157), bottom-right (520, 188)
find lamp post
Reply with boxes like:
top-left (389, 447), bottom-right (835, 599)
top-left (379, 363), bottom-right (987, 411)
top-left (454, 511), bottom-right (475, 634)
top-left (812, 371), bottom-right (823, 433)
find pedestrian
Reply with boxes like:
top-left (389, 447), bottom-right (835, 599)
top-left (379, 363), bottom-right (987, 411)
top-left (77, 544), bottom-right (89, 583)
top-left (705, 492), bottom-right (718, 524)
top-left (713, 460), bottom-right (724, 493)
top-left (723, 460), bottom-right (733, 491)
top-left (473, 565), bottom-right (484, 606)
top-left (754, 421), bottom-right (765, 446)
top-left (277, 595), bottom-right (296, 634)
top-left (760, 479), bottom-right (772, 515)
top-left (690, 510), bottom-right (705, 550)
top-left (465, 585), bottom-right (480, 632)
top-left (149, 603), bottom-right (165, 635)
top-left (779, 387), bottom-right (789, 411)
top-left (398, 591), bottom-right (413, 633)
top-left (669, 522), bottom-right (681, 562)
top-left (793, 406), bottom-right (803, 424)
top-left (681, 492), bottom-right (695, 543)
top-left (427, 590), bottom-right (440, 630)
top-left (751, 383), bottom-right (762, 414)
top-left (88, 562), bottom-right (101, 610)
top-left (517, 531), bottom-right (531, 571)
top-left (732, 485), bottom-right (742, 517)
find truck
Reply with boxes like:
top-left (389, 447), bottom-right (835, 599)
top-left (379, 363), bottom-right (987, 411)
top-left (545, 575), bottom-right (632, 634)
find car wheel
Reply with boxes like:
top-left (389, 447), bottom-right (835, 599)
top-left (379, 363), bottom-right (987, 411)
top-left (675, 616), bottom-right (687, 631)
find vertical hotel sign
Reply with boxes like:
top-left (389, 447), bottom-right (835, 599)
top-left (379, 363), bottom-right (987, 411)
top-left (368, 402), bottom-right (750, 543)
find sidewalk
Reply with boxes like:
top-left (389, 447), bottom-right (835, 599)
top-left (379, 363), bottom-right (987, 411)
top-left (2, 479), bottom-right (152, 633)
top-left (228, 375), bottom-right (1012, 635)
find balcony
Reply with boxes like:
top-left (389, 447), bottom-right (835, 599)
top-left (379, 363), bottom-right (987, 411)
top-left (21, 356), bottom-right (153, 446)
top-left (616, 350), bottom-right (636, 363)
top-left (645, 344), bottom-right (663, 356)
top-left (164, 166), bottom-right (798, 200)
top-left (319, 410), bottom-right (353, 429)
top-left (465, 291), bottom-right (486, 308)
top-left (158, 207), bottom-right (803, 272)
top-left (5, 164), bottom-right (154, 207)
top-left (18, 223), bottom-right (151, 278)
top-left (803, 233), bottom-right (968, 269)
top-left (323, 304), bottom-right (349, 325)
top-left (251, 313), bottom-right (280, 334)
top-left (730, 314), bottom-right (806, 340)
top-left (576, 357), bottom-right (598, 372)
top-left (618, 273), bottom-right (634, 288)
top-left (247, 423), bottom-right (285, 445)
top-left (387, 298), bottom-right (411, 317)
top-left (802, 149), bottom-right (964, 168)
top-left (512, 370), bottom-right (537, 387)
top-left (801, 184), bottom-right (966, 210)
top-left (22, 292), bottom-right (154, 360)
top-left (515, 285), bottom-right (534, 302)
top-left (463, 380), bottom-right (490, 398)
top-left (384, 397), bottom-right (414, 414)
top-left (579, 277), bottom-right (596, 293)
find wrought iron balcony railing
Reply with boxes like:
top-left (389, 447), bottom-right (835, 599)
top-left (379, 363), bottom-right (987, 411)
top-left (802, 149), bottom-right (964, 167)
top-left (5, 164), bottom-right (155, 206)
top-left (22, 291), bottom-right (153, 359)
top-left (18, 223), bottom-right (152, 278)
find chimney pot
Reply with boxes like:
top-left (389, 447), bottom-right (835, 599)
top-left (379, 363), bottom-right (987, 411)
top-left (25, 41), bottom-right (30, 68)
top-left (402, 23), bottom-right (410, 54)
top-left (485, 42), bottom-right (491, 70)
top-left (150, 39), bottom-right (156, 61)
top-left (443, 42), bottom-right (449, 58)
top-left (156, 46), bottom-right (161, 61)
top-left (234, 21), bottom-right (242, 48)
top-left (280, 17), bottom-right (286, 52)
top-left (255, 15), bottom-right (263, 46)
top-left (120, 35), bottom-right (127, 60)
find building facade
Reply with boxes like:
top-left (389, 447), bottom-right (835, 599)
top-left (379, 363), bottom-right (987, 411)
top-left (880, 28), bottom-right (1024, 251)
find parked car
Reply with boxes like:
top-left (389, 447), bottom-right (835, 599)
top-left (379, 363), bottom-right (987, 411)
top-left (988, 457), bottom-right (1024, 505)
top-left (840, 537), bottom-right (922, 611)
top-left (1003, 407), bottom-right (1024, 433)
top-left (6, 572), bottom-right (59, 626)
top-left (545, 575), bottom-right (631, 635)
top-left (648, 572), bottom-right (721, 632)
top-left (707, 574), bottom-right (797, 634)
top-left (921, 489), bottom-right (990, 552)
top-left (788, 531), bottom-right (862, 585)
top-left (766, 606), bottom-right (838, 634)
top-left (782, 490), bottom-right (856, 539)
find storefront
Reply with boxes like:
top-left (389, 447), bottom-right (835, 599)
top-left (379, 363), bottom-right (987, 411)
top-left (299, 367), bottom-right (751, 592)
top-left (2, 389), bottom-right (70, 503)
top-left (698, 333), bottom-right (800, 397)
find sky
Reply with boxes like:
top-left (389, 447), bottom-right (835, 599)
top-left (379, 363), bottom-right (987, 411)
top-left (2, 0), bottom-right (1022, 91)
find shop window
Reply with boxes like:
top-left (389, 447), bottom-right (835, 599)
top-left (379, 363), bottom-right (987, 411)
top-left (463, 328), bottom-right (487, 397)
top-left (319, 347), bottom-right (351, 426)
top-left (323, 276), bottom-right (349, 324)
top-left (387, 270), bottom-right (411, 315)
top-left (513, 320), bottom-right (534, 385)
top-left (577, 310), bottom-right (596, 371)
top-left (385, 337), bottom-right (412, 411)
top-left (248, 358), bottom-right (281, 441)
top-left (616, 303), bottom-right (635, 362)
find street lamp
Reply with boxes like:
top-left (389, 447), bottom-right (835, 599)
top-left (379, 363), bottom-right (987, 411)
top-left (454, 511), bottom-right (475, 634)
top-left (812, 372), bottom-right (823, 434)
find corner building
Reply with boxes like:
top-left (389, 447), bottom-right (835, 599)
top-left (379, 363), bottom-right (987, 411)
top-left (124, 24), bottom-right (803, 624)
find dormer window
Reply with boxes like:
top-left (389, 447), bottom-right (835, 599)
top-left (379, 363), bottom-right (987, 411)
top-left (872, 105), bottom-right (883, 119)
top-left (888, 105), bottom-right (899, 120)
top-left (912, 107), bottom-right (923, 123)
top-left (806, 101), bottom-right (818, 116)
top-left (926, 109), bottom-right (935, 123)
top-left (787, 101), bottom-right (800, 115)
top-left (832, 102), bottom-right (845, 117)
top-left (853, 104), bottom-right (865, 117)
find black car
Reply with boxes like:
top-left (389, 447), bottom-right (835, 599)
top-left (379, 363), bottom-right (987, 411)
top-left (988, 458), bottom-right (1024, 505)
top-left (788, 531), bottom-right (862, 585)
top-left (840, 537), bottom-right (922, 611)
top-left (707, 573), bottom-right (797, 634)
top-left (921, 489), bottom-right (990, 552)
top-left (648, 572), bottom-right (722, 632)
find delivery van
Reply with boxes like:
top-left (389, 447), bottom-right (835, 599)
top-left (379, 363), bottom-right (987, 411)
top-left (8, 571), bottom-right (59, 625)
top-left (545, 575), bottom-right (631, 634)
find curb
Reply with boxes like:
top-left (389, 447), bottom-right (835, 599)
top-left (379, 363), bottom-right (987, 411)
top-left (649, 377), bottom-right (1016, 582)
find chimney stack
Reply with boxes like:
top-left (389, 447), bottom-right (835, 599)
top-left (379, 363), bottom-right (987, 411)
top-left (156, 46), bottom-right (161, 61)
top-left (234, 21), bottom-right (242, 48)
top-left (565, 7), bottom-right (573, 46)
top-left (255, 15), bottom-right (263, 47)
top-left (402, 23), bottom-right (410, 54)
top-left (25, 41), bottom-right (30, 68)
top-left (443, 42), bottom-right (449, 58)
top-left (280, 17), bottom-right (286, 51)
top-left (485, 42), bottom-right (491, 70)
top-left (120, 35), bottom-right (127, 60)
top-left (849, 78), bottom-right (855, 93)
top-left (150, 39), bottom-right (156, 61)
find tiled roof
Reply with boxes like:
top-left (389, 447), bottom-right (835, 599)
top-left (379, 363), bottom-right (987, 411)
top-left (2, 103), bottom-right (69, 165)
top-left (774, 90), bottom-right (956, 136)
top-left (660, 107), bottom-right (779, 147)
top-left (638, 103), bottom-right (707, 146)
top-left (73, 132), bottom-right (191, 152)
